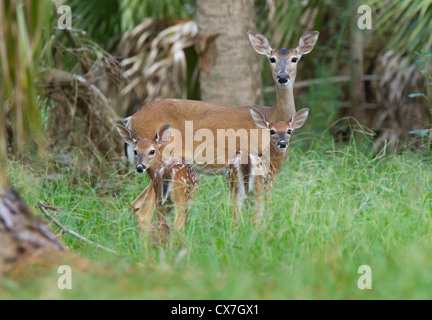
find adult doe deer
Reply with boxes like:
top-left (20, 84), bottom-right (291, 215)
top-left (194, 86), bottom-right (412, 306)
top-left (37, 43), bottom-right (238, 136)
top-left (124, 30), bottom-right (318, 229)
top-left (226, 107), bottom-right (309, 225)
top-left (117, 124), bottom-right (199, 235)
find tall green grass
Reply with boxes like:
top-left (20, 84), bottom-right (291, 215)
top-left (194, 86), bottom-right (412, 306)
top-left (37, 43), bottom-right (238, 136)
top-left (1, 139), bottom-right (432, 299)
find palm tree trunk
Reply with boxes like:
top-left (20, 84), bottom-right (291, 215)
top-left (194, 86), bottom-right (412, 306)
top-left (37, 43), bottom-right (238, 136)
top-left (350, 0), bottom-right (366, 124)
top-left (196, 0), bottom-right (263, 106)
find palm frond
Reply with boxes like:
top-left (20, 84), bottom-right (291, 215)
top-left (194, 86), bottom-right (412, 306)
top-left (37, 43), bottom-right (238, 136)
top-left (372, 51), bottom-right (430, 149)
top-left (371, 0), bottom-right (432, 58)
top-left (38, 36), bottom-right (125, 163)
top-left (115, 18), bottom-right (198, 114)
top-left (68, 0), bottom-right (196, 45)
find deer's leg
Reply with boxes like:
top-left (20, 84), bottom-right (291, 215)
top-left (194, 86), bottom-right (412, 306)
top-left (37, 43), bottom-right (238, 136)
top-left (154, 176), bottom-right (175, 227)
top-left (150, 221), bottom-right (170, 245)
top-left (172, 182), bottom-right (189, 231)
top-left (265, 176), bottom-right (276, 215)
top-left (155, 195), bottom-right (169, 226)
top-left (174, 205), bottom-right (188, 231)
top-left (154, 199), bottom-right (171, 242)
top-left (266, 190), bottom-right (273, 215)
top-left (252, 177), bottom-right (265, 223)
top-left (134, 182), bottom-right (156, 232)
top-left (230, 185), bottom-right (243, 227)
top-left (132, 182), bottom-right (150, 213)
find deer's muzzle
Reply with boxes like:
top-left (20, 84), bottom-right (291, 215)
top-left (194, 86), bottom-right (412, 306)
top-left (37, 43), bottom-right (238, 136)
top-left (136, 163), bottom-right (146, 173)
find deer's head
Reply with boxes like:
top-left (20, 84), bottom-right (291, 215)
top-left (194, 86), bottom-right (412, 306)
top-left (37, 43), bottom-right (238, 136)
top-left (248, 31), bottom-right (319, 89)
top-left (249, 107), bottom-right (309, 152)
top-left (116, 124), bottom-right (172, 173)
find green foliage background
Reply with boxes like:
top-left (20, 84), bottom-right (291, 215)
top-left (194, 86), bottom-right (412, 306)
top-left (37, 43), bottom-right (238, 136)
top-left (68, 0), bottom-right (196, 45)
top-left (1, 0), bottom-right (432, 300)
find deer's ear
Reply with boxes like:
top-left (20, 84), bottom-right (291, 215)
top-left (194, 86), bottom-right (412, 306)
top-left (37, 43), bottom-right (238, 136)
top-left (248, 30), bottom-right (272, 57)
top-left (116, 125), bottom-right (141, 145)
top-left (290, 108), bottom-right (309, 130)
top-left (155, 124), bottom-right (172, 146)
top-left (250, 107), bottom-right (270, 129)
top-left (296, 31), bottom-right (319, 56)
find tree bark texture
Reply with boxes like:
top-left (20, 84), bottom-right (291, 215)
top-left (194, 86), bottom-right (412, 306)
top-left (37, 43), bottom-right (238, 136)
top-left (349, 0), bottom-right (366, 124)
top-left (0, 186), bottom-right (63, 272)
top-left (196, 0), bottom-right (263, 107)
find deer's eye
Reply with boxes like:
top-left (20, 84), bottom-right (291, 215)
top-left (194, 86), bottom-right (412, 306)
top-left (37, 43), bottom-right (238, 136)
top-left (149, 150), bottom-right (155, 155)
top-left (270, 129), bottom-right (276, 135)
top-left (291, 57), bottom-right (298, 63)
top-left (287, 129), bottom-right (293, 135)
top-left (269, 57), bottom-right (276, 63)
top-left (134, 150), bottom-right (137, 156)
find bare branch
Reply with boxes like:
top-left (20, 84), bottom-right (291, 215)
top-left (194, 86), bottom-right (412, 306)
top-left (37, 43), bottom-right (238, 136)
top-left (38, 201), bottom-right (119, 255)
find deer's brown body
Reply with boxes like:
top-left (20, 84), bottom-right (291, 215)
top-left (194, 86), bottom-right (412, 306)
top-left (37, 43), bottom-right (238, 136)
top-left (129, 99), bottom-right (275, 173)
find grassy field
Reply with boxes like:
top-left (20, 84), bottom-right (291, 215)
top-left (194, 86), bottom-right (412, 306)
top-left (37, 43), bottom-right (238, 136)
top-left (1, 136), bottom-right (432, 300)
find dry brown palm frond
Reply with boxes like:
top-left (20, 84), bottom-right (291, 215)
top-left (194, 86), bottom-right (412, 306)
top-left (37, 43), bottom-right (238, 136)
top-left (38, 34), bottom-right (127, 167)
top-left (113, 18), bottom-right (198, 115)
top-left (372, 51), bottom-right (431, 150)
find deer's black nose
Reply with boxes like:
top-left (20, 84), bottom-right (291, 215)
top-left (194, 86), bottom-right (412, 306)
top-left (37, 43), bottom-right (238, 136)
top-left (136, 164), bottom-right (146, 173)
top-left (278, 140), bottom-right (288, 149)
top-left (277, 73), bottom-right (290, 84)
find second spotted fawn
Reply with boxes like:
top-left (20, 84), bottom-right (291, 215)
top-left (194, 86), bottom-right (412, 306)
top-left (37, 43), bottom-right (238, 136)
top-left (226, 107), bottom-right (309, 224)
top-left (117, 124), bottom-right (199, 236)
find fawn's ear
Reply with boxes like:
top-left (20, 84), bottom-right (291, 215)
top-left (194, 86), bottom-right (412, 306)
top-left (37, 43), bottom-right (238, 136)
top-left (248, 30), bottom-right (272, 57)
top-left (296, 31), bottom-right (319, 56)
top-left (116, 125), bottom-right (141, 145)
top-left (290, 108), bottom-right (309, 130)
top-left (155, 124), bottom-right (172, 146)
top-left (250, 107), bottom-right (270, 129)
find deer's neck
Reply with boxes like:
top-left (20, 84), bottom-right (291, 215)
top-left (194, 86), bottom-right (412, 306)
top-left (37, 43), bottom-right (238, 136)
top-left (146, 155), bottom-right (164, 180)
top-left (274, 85), bottom-right (295, 122)
top-left (269, 147), bottom-right (289, 176)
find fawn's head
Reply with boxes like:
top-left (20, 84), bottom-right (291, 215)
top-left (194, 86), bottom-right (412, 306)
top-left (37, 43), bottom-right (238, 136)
top-left (116, 124), bottom-right (172, 173)
top-left (250, 107), bottom-right (309, 152)
top-left (248, 30), bottom-right (319, 88)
